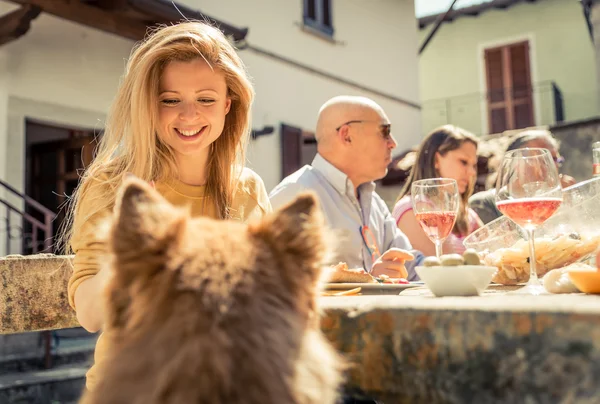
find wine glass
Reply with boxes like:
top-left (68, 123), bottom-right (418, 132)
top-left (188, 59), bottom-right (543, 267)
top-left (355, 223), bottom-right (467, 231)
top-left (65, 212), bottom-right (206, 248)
top-left (495, 148), bottom-right (563, 295)
top-left (411, 178), bottom-right (460, 259)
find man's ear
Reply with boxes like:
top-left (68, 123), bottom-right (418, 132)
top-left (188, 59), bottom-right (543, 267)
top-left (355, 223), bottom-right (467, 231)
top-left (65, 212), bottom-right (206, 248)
top-left (337, 125), bottom-right (352, 144)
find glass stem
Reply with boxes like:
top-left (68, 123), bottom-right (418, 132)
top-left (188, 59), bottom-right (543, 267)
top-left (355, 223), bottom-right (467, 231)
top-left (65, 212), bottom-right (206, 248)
top-left (435, 240), bottom-right (443, 260)
top-left (526, 228), bottom-right (539, 286)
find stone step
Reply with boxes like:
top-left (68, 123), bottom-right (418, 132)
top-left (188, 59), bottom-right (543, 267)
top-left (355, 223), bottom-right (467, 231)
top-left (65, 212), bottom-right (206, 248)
top-left (0, 338), bottom-right (95, 376)
top-left (0, 365), bottom-right (87, 404)
top-left (0, 328), bottom-right (96, 357)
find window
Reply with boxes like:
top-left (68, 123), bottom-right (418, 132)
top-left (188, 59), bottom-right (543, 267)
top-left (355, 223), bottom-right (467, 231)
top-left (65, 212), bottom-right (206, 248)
top-left (303, 0), bottom-right (334, 37)
top-left (484, 41), bottom-right (534, 134)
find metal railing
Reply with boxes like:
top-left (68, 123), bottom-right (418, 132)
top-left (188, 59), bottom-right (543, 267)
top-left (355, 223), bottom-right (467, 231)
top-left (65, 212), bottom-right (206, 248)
top-left (421, 80), bottom-right (564, 136)
top-left (0, 178), bottom-right (58, 368)
top-left (0, 178), bottom-right (56, 256)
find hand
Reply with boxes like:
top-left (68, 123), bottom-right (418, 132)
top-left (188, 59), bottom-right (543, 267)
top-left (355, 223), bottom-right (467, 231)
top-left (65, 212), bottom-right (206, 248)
top-left (371, 248), bottom-right (412, 279)
top-left (559, 174), bottom-right (576, 188)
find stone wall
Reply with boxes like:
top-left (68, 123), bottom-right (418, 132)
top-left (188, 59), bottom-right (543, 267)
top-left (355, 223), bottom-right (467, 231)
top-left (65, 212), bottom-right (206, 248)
top-left (550, 116), bottom-right (600, 181)
top-left (0, 255), bottom-right (77, 334)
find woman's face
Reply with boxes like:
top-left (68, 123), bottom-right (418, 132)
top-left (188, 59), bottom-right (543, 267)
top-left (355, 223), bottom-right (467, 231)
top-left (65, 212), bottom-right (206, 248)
top-left (524, 139), bottom-right (561, 170)
top-left (157, 58), bottom-right (231, 162)
top-left (435, 141), bottom-right (478, 194)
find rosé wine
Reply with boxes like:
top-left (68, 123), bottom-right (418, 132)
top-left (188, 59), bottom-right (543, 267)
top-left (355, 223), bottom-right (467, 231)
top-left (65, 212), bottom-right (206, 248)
top-left (415, 211), bottom-right (457, 241)
top-left (496, 197), bottom-right (562, 227)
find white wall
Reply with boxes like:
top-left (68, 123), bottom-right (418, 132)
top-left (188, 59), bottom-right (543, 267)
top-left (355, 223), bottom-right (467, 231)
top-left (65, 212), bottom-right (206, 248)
top-left (180, 0), bottom-right (422, 189)
top-left (181, 0), bottom-right (420, 104)
top-left (0, 0), bottom-right (421, 194)
top-left (242, 49), bottom-right (422, 190)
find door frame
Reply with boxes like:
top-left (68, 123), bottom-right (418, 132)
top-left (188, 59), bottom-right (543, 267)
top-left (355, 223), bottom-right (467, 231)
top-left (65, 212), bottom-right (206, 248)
top-left (25, 121), bottom-right (99, 253)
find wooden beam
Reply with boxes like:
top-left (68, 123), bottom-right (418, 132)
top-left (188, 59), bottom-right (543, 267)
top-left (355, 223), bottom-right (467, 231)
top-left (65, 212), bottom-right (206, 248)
top-left (0, 4), bottom-right (41, 46)
top-left (96, 0), bottom-right (128, 11)
top-left (6, 0), bottom-right (149, 41)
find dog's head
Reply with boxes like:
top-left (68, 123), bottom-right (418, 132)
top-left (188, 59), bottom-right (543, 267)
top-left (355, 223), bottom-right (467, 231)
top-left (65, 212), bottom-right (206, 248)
top-left (104, 177), bottom-right (328, 335)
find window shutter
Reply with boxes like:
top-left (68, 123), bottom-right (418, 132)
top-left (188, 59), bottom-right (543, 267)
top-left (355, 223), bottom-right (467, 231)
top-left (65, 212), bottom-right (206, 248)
top-left (280, 124), bottom-right (303, 179)
top-left (485, 41), bottom-right (534, 133)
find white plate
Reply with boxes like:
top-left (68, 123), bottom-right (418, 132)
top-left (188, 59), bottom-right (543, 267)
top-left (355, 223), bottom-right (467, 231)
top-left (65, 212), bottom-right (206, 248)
top-left (323, 282), bottom-right (424, 295)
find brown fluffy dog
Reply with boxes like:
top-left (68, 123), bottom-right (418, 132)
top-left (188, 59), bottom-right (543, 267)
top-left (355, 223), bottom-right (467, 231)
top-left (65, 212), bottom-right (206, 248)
top-left (79, 178), bottom-right (342, 404)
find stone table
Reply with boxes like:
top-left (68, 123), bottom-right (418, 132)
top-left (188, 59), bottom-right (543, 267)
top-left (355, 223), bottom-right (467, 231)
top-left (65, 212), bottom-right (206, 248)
top-left (3, 255), bottom-right (600, 403)
top-left (320, 290), bottom-right (600, 403)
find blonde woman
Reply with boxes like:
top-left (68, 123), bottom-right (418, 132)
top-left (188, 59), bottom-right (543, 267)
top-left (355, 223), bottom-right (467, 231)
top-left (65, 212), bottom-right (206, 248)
top-left (64, 22), bottom-right (271, 390)
top-left (392, 125), bottom-right (483, 256)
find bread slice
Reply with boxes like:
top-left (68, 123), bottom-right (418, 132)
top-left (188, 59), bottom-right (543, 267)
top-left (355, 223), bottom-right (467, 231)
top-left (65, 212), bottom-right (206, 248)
top-left (326, 262), bottom-right (377, 284)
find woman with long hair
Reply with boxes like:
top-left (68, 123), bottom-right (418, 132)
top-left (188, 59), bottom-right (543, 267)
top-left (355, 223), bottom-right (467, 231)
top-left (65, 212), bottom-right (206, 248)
top-left (63, 21), bottom-right (271, 390)
top-left (392, 125), bottom-right (482, 256)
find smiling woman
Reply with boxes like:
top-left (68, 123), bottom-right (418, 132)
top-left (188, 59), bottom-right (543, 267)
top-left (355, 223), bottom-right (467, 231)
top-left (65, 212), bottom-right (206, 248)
top-left (157, 58), bottom-right (232, 184)
top-left (60, 21), bottom-right (272, 392)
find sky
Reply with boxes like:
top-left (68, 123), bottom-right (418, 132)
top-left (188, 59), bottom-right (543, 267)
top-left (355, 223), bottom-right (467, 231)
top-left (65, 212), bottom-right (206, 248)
top-left (415, 0), bottom-right (493, 17)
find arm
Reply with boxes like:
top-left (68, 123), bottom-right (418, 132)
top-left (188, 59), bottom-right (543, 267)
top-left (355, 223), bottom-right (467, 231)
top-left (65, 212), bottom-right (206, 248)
top-left (67, 190), bottom-right (112, 333)
top-left (380, 205), bottom-right (425, 281)
top-left (468, 191), bottom-right (501, 225)
top-left (71, 262), bottom-right (111, 333)
top-left (397, 210), bottom-right (466, 257)
top-left (396, 209), bottom-right (438, 257)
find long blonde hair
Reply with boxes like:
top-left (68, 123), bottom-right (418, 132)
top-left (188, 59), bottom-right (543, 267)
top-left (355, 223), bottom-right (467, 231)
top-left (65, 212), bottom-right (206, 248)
top-left (61, 21), bottom-right (254, 253)
top-left (396, 125), bottom-right (479, 236)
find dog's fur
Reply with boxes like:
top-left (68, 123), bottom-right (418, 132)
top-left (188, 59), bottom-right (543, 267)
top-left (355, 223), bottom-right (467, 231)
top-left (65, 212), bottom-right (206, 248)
top-left (79, 178), bottom-right (343, 404)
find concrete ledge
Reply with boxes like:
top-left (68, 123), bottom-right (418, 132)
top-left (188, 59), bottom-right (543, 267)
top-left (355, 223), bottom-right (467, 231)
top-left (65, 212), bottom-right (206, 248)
top-left (0, 255), bottom-right (78, 334)
top-left (321, 294), bottom-right (600, 403)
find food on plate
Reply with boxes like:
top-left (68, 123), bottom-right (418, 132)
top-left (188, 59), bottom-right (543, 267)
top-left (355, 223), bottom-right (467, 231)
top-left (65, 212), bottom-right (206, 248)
top-left (542, 263), bottom-right (592, 294)
top-left (325, 262), bottom-right (410, 284)
top-left (321, 287), bottom-right (362, 297)
top-left (377, 274), bottom-right (409, 284)
top-left (326, 262), bottom-right (377, 284)
top-left (481, 232), bottom-right (600, 285)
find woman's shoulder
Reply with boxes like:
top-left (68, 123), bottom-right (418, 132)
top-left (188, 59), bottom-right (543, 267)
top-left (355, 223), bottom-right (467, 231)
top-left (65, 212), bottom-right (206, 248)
top-left (392, 195), bottom-right (413, 222)
top-left (231, 167), bottom-right (272, 221)
top-left (236, 167), bottom-right (265, 188)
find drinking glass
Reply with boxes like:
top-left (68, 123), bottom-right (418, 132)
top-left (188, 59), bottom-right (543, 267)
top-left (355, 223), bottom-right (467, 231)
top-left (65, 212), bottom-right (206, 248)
top-left (411, 178), bottom-right (460, 259)
top-left (495, 148), bottom-right (563, 295)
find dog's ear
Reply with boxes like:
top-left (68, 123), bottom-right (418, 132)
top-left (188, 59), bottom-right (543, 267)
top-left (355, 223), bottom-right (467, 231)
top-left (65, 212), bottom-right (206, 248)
top-left (250, 192), bottom-right (326, 285)
top-left (111, 176), bottom-right (186, 260)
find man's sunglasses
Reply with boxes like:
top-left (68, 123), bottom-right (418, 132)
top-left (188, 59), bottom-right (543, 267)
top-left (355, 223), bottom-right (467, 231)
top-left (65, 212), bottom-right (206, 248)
top-left (335, 120), bottom-right (392, 139)
top-left (553, 155), bottom-right (565, 167)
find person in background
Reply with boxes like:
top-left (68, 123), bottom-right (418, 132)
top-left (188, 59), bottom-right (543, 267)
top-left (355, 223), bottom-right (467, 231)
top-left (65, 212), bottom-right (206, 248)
top-left (269, 95), bottom-right (424, 281)
top-left (393, 125), bottom-right (483, 256)
top-left (63, 22), bottom-right (271, 391)
top-left (469, 129), bottom-right (575, 225)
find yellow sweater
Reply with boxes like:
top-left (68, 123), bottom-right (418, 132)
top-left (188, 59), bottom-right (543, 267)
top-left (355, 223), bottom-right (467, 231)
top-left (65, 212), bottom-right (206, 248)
top-left (67, 167), bottom-right (272, 390)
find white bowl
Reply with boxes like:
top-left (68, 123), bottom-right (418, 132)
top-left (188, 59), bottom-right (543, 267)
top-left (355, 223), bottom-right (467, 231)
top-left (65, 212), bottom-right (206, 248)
top-left (415, 265), bottom-right (497, 297)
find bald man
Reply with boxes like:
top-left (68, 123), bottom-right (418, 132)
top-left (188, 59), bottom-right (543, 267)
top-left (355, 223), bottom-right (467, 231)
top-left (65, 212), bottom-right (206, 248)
top-left (269, 96), bottom-right (424, 280)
